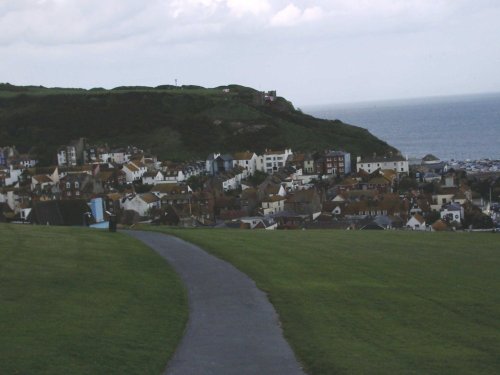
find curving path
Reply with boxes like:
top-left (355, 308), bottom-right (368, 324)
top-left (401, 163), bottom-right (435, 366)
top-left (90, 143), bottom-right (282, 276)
top-left (125, 230), bottom-right (305, 375)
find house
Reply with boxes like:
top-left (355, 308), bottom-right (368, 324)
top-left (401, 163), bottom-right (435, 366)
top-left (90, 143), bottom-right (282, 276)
top-left (57, 138), bottom-right (86, 167)
top-left (258, 149), bottom-right (293, 174)
top-left (261, 196), bottom-right (286, 215)
top-left (440, 202), bottom-right (464, 223)
top-left (122, 161), bottom-right (148, 183)
top-left (206, 153), bottom-right (233, 175)
top-left (214, 166), bottom-right (247, 192)
top-left (315, 151), bottom-right (351, 176)
top-left (121, 192), bottom-right (161, 217)
top-left (357, 154), bottom-right (409, 175)
top-left (431, 191), bottom-right (456, 211)
top-left (83, 146), bottom-right (99, 163)
top-left (406, 214), bottom-right (426, 230)
top-left (99, 149), bottom-right (130, 164)
top-left (57, 146), bottom-right (76, 167)
top-left (163, 168), bottom-right (186, 183)
top-left (142, 171), bottom-right (165, 185)
top-left (59, 173), bottom-right (90, 199)
top-left (232, 152), bottom-right (258, 175)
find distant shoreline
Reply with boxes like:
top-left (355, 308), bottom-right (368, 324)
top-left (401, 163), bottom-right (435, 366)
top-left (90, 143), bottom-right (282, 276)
top-left (302, 91), bottom-right (500, 110)
top-left (306, 93), bottom-right (500, 161)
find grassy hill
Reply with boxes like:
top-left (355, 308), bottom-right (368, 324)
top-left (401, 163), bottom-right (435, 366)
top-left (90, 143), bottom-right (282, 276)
top-left (0, 83), bottom-right (397, 165)
top-left (0, 224), bottom-right (188, 375)
top-left (147, 228), bottom-right (500, 375)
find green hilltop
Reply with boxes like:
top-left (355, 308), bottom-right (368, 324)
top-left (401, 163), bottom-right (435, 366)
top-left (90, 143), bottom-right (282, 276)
top-left (0, 83), bottom-right (397, 165)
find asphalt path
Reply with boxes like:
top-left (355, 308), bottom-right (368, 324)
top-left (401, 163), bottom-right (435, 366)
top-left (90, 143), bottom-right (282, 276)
top-left (125, 230), bottom-right (305, 375)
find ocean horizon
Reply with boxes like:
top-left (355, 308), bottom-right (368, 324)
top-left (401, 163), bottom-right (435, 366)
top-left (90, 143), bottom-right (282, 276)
top-left (304, 92), bottom-right (500, 161)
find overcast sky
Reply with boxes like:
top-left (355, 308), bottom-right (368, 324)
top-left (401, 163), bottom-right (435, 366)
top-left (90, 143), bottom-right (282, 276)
top-left (1, 0), bottom-right (500, 106)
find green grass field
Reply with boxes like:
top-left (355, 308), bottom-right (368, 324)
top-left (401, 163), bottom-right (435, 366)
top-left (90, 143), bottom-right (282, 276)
top-left (0, 224), bottom-right (187, 375)
top-left (148, 228), bottom-right (500, 375)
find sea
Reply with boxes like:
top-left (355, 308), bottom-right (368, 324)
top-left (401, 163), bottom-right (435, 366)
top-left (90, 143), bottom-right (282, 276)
top-left (304, 92), bottom-right (500, 161)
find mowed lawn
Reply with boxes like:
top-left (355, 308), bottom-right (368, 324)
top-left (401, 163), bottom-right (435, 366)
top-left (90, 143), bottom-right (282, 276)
top-left (0, 224), bottom-right (187, 375)
top-left (153, 228), bottom-right (500, 375)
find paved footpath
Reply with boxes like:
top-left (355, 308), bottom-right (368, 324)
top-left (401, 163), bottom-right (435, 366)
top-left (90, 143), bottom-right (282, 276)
top-left (125, 230), bottom-right (305, 375)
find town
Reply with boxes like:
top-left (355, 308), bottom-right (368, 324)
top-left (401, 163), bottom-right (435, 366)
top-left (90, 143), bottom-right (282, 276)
top-left (1, 139), bottom-right (499, 231)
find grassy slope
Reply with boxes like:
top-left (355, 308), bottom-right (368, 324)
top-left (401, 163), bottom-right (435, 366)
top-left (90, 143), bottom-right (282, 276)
top-left (0, 84), bottom-right (395, 164)
top-left (148, 228), bottom-right (500, 375)
top-left (0, 224), bottom-right (188, 375)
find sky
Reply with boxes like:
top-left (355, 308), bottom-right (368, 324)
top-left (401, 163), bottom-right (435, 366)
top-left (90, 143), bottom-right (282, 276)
top-left (1, 0), bottom-right (500, 106)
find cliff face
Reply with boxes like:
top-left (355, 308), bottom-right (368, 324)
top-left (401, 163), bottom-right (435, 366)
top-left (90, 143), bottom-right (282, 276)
top-left (0, 84), bottom-right (397, 165)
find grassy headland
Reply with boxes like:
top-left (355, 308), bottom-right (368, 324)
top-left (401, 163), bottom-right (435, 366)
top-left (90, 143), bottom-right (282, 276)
top-left (0, 83), bottom-right (396, 164)
top-left (0, 224), bottom-right (187, 375)
top-left (146, 228), bottom-right (500, 375)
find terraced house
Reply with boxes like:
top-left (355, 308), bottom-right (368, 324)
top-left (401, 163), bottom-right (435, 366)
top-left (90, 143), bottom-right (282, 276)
top-left (356, 154), bottom-right (409, 174)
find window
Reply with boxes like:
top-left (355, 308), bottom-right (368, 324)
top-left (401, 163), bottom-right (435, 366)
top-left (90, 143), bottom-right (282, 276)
top-left (74, 182), bottom-right (79, 189)
top-left (66, 182), bottom-right (71, 188)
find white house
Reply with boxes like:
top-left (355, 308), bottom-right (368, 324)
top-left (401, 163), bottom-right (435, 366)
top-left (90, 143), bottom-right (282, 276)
top-left (261, 196), bottom-right (286, 215)
top-left (406, 214), bottom-right (426, 230)
top-left (142, 171), bottom-right (164, 185)
top-left (122, 161), bottom-right (148, 183)
top-left (57, 146), bottom-right (77, 167)
top-left (232, 152), bottom-right (258, 175)
top-left (258, 149), bottom-right (293, 174)
top-left (440, 203), bottom-right (464, 223)
top-left (163, 169), bottom-right (186, 184)
top-left (121, 192), bottom-right (160, 216)
top-left (357, 155), bottom-right (409, 174)
top-left (99, 149), bottom-right (131, 164)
